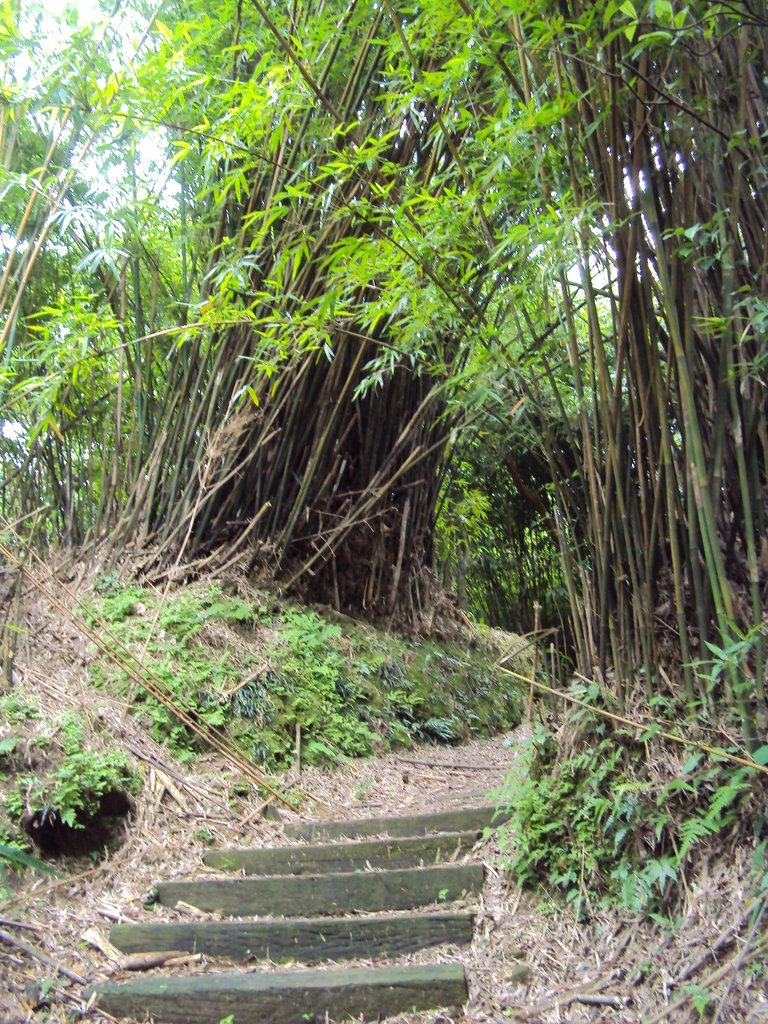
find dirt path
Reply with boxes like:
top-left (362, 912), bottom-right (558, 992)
top-left (2, 722), bottom-right (765, 1023)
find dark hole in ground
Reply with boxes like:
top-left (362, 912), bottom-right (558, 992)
top-left (22, 789), bottom-right (133, 859)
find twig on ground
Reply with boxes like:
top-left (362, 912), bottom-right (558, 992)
top-left (121, 951), bottom-right (201, 971)
top-left (516, 974), bottom-right (622, 1018)
top-left (392, 755), bottom-right (497, 772)
top-left (0, 927), bottom-right (87, 986)
top-left (710, 893), bottom-right (768, 1024)
top-left (0, 918), bottom-right (42, 932)
top-left (122, 740), bottom-right (232, 818)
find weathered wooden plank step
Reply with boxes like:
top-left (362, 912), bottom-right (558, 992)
top-left (110, 910), bottom-right (475, 962)
top-left (203, 829), bottom-right (479, 875)
top-left (154, 863), bottom-right (484, 916)
top-left (86, 962), bottom-right (467, 1024)
top-left (283, 805), bottom-right (505, 842)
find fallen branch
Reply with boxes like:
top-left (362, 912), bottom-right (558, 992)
top-left (671, 907), bottom-right (752, 986)
top-left (517, 974), bottom-right (624, 1018)
top-left (0, 927), bottom-right (87, 986)
top-left (393, 755), bottom-right (494, 772)
top-left (121, 951), bottom-right (201, 971)
top-left (574, 994), bottom-right (631, 1007)
top-left (711, 893), bottom-right (768, 1024)
top-left (643, 934), bottom-right (768, 1024)
top-left (0, 918), bottom-right (42, 932)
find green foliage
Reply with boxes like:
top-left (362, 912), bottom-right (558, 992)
top-left (0, 0), bottom-right (763, 747)
top-left (435, 440), bottom-right (567, 633)
top-left (0, 833), bottom-right (58, 899)
top-left (681, 984), bottom-right (713, 1018)
top-left (250, 607), bottom-right (378, 765)
top-left (82, 580), bottom-right (525, 769)
top-left (436, 470), bottom-right (491, 553)
top-left (497, 711), bottom-right (761, 915)
top-left (0, 842), bottom-right (58, 878)
top-left (89, 582), bottom-right (148, 621)
top-left (4, 742), bottom-right (138, 831)
top-left (496, 730), bottom-right (625, 911)
top-left (4, 2), bottom-right (762, 912)
top-left (0, 692), bottom-right (41, 724)
top-left (1, 708), bottom-right (139, 839)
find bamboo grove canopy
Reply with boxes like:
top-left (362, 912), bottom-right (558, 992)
top-left (1, 0), bottom-right (767, 746)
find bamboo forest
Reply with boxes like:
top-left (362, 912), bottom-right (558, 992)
top-left (1, 0), bottom-right (767, 1021)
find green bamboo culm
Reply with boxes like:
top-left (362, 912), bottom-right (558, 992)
top-left (1, 0), bottom-right (766, 754)
top-left (494, 1), bottom-right (768, 750)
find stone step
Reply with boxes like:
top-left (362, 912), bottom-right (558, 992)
top-left (86, 962), bottom-right (468, 1024)
top-left (154, 862), bottom-right (484, 917)
top-left (282, 804), bottom-right (505, 842)
top-left (110, 909), bottom-right (475, 963)
top-left (203, 829), bottom-right (479, 875)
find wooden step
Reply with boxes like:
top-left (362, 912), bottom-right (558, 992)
top-left (86, 962), bottom-right (468, 1024)
top-left (110, 910), bottom-right (475, 963)
top-left (203, 829), bottom-right (479, 875)
top-left (283, 805), bottom-right (505, 842)
top-left (155, 862), bottom-right (484, 916)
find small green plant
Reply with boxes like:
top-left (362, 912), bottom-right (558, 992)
top-left (0, 841), bottom-right (57, 897)
top-left (0, 691), bottom-right (40, 723)
top-left (682, 983), bottom-right (713, 1017)
top-left (497, 708), bottom-right (760, 915)
top-left (5, 744), bottom-right (139, 831)
top-left (0, 736), bottom-right (18, 757)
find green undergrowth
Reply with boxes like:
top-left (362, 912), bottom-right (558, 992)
top-left (81, 579), bottom-right (527, 769)
top-left (494, 685), bottom-right (768, 920)
top-left (0, 700), bottom-right (139, 867)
